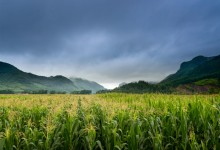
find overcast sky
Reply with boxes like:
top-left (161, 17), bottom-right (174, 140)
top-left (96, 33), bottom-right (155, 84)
top-left (0, 0), bottom-right (220, 88)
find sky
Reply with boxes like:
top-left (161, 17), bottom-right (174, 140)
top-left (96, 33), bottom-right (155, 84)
top-left (0, 0), bottom-right (220, 89)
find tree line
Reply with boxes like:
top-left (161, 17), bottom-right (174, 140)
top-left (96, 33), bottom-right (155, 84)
top-left (0, 89), bottom-right (92, 94)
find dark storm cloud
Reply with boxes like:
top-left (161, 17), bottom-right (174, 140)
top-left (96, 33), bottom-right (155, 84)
top-left (1, 0), bottom-right (220, 88)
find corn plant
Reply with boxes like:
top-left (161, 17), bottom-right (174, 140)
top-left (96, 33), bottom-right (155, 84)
top-left (0, 94), bottom-right (219, 149)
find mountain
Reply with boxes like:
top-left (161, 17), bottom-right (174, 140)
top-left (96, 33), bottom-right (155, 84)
top-left (0, 61), bottom-right (78, 93)
top-left (111, 55), bottom-right (220, 94)
top-left (161, 55), bottom-right (220, 86)
top-left (1, 54), bottom-right (219, 94)
top-left (0, 61), bottom-right (105, 93)
top-left (69, 77), bottom-right (105, 93)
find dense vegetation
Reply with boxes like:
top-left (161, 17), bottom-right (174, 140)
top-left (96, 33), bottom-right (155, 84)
top-left (161, 55), bottom-right (220, 86)
top-left (0, 94), bottom-right (219, 149)
top-left (0, 90), bottom-right (15, 94)
top-left (71, 90), bottom-right (92, 94)
top-left (0, 90), bottom-right (93, 95)
top-left (112, 81), bottom-right (173, 94)
top-left (107, 80), bottom-right (220, 94)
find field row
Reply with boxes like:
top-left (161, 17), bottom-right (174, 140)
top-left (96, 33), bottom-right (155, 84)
top-left (0, 94), bottom-right (219, 149)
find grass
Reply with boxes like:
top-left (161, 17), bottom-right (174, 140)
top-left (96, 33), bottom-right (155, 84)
top-left (0, 93), bottom-right (219, 149)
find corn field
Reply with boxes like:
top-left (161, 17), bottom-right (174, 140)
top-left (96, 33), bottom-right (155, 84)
top-left (0, 94), bottom-right (219, 150)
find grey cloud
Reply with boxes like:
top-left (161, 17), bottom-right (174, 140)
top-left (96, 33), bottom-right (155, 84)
top-left (0, 0), bottom-right (220, 88)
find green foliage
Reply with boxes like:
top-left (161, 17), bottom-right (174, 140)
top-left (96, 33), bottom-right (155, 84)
top-left (49, 90), bottom-right (67, 94)
top-left (71, 90), bottom-right (92, 94)
top-left (20, 90), bottom-right (48, 94)
top-left (96, 89), bottom-right (111, 94)
top-left (0, 94), bottom-right (219, 149)
top-left (195, 78), bottom-right (220, 86)
top-left (112, 81), bottom-right (173, 94)
top-left (161, 55), bottom-right (220, 86)
top-left (0, 90), bottom-right (14, 94)
top-left (113, 55), bottom-right (220, 94)
top-left (32, 90), bottom-right (48, 94)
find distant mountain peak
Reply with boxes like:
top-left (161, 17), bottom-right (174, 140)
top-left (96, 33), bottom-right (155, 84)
top-left (0, 61), bottom-right (19, 73)
top-left (112, 54), bottom-right (220, 94)
top-left (192, 55), bottom-right (206, 60)
top-left (161, 54), bottom-right (220, 86)
top-left (69, 77), bottom-right (105, 93)
top-left (0, 61), bottom-right (105, 93)
top-left (179, 55), bottom-right (209, 71)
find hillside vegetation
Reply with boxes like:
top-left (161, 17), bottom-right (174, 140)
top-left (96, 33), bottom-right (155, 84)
top-left (0, 62), bottom-right (104, 93)
top-left (112, 55), bottom-right (220, 94)
top-left (69, 77), bottom-right (105, 93)
top-left (161, 55), bottom-right (220, 86)
top-left (0, 62), bottom-right (77, 93)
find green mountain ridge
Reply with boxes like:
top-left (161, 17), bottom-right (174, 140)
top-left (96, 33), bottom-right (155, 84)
top-left (0, 61), bottom-right (20, 73)
top-left (0, 61), bottom-right (104, 93)
top-left (69, 77), bottom-right (105, 93)
top-left (161, 55), bottom-right (220, 86)
top-left (110, 54), bottom-right (220, 94)
top-left (1, 54), bottom-right (219, 94)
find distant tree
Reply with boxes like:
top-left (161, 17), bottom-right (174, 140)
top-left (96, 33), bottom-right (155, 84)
top-left (112, 80), bottom-right (173, 94)
top-left (49, 90), bottom-right (56, 94)
top-left (21, 90), bottom-right (32, 94)
top-left (53, 91), bottom-right (66, 94)
top-left (96, 90), bottom-right (111, 94)
top-left (71, 90), bottom-right (92, 94)
top-left (0, 90), bottom-right (15, 94)
top-left (32, 90), bottom-right (48, 94)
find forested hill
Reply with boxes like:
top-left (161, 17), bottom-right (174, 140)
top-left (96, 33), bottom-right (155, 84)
top-left (108, 55), bottom-right (220, 94)
top-left (161, 55), bottom-right (220, 86)
top-left (0, 61), bottom-right (78, 93)
top-left (69, 77), bottom-right (105, 93)
top-left (0, 61), bottom-right (105, 93)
